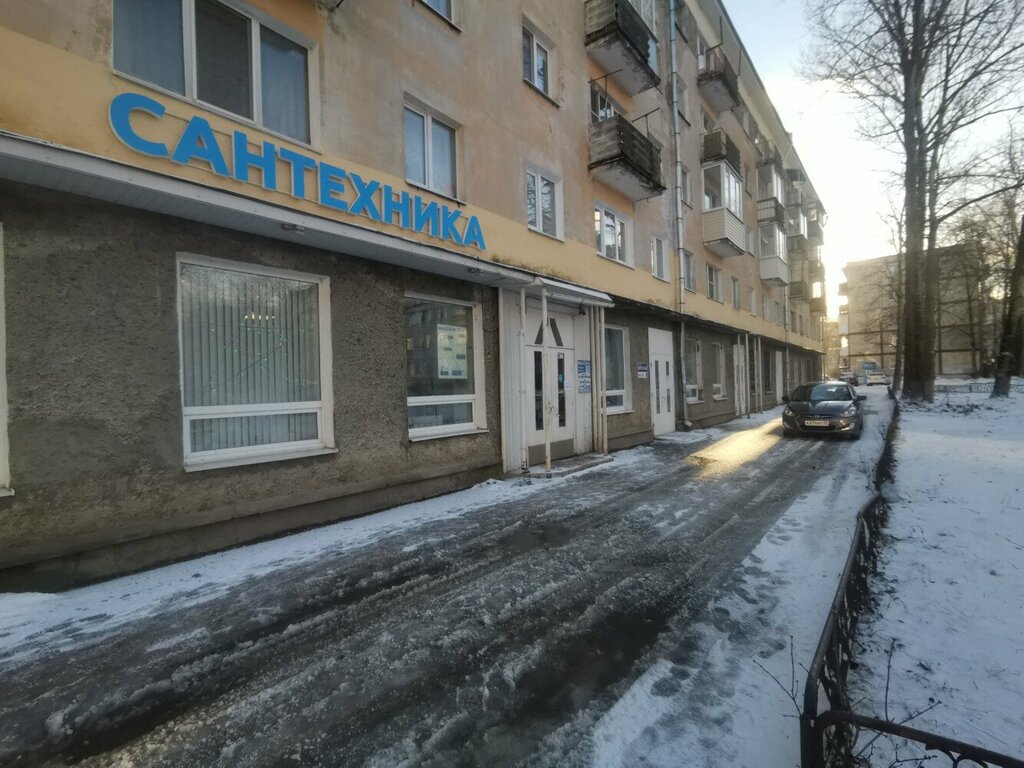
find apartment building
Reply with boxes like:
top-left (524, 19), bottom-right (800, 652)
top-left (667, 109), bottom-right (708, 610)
top-left (838, 250), bottom-right (997, 378)
top-left (0, 0), bottom-right (826, 583)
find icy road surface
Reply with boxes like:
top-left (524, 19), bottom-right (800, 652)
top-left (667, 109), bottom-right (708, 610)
top-left (0, 389), bottom-right (892, 767)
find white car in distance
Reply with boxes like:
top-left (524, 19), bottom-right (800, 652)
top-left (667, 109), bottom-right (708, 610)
top-left (865, 371), bottom-right (890, 386)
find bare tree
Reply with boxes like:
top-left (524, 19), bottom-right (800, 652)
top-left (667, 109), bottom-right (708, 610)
top-left (806, 0), bottom-right (1024, 402)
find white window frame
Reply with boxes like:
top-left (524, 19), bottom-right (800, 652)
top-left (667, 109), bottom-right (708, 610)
top-left (0, 224), bottom-right (10, 495)
top-left (604, 324), bottom-right (631, 414)
top-left (750, 288), bottom-right (757, 316)
top-left (712, 342), bottom-right (726, 399)
top-left (775, 301), bottom-right (783, 325)
top-left (420, 0), bottom-right (454, 22)
top-left (176, 254), bottom-right (335, 472)
top-left (706, 263), bottom-right (721, 301)
top-left (651, 236), bottom-right (669, 281)
top-left (404, 103), bottom-right (459, 199)
top-left (684, 337), bottom-right (703, 403)
top-left (112, 0), bottom-right (320, 147)
top-left (673, 73), bottom-right (689, 123)
top-left (731, 277), bottom-right (741, 310)
top-left (526, 165), bottom-right (563, 239)
top-left (702, 162), bottom-right (743, 218)
top-left (680, 164), bottom-right (692, 207)
top-left (522, 23), bottom-right (553, 96)
top-left (405, 292), bottom-right (487, 441)
top-left (683, 249), bottom-right (695, 292)
top-left (594, 203), bottom-right (632, 266)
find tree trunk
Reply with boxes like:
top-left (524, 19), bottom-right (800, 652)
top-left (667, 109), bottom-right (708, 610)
top-left (993, 215), bottom-right (1024, 396)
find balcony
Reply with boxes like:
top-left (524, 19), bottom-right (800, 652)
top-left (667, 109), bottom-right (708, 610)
top-left (585, 0), bottom-right (660, 95)
top-left (788, 280), bottom-right (808, 300)
top-left (702, 128), bottom-right (741, 173)
top-left (756, 137), bottom-right (784, 169)
top-left (697, 46), bottom-right (740, 113)
top-left (589, 114), bottom-right (666, 201)
top-left (808, 257), bottom-right (825, 280)
top-left (837, 281), bottom-right (848, 296)
top-left (703, 208), bottom-right (746, 257)
top-left (758, 198), bottom-right (786, 226)
top-left (760, 254), bottom-right (791, 285)
top-left (787, 233), bottom-right (807, 256)
top-left (809, 295), bottom-right (826, 316)
top-left (808, 217), bottom-right (824, 245)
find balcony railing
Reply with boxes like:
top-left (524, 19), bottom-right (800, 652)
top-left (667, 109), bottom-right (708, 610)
top-left (756, 137), bottom-right (784, 169)
top-left (589, 114), bottom-right (665, 201)
top-left (761, 254), bottom-right (791, 285)
top-left (702, 208), bottom-right (746, 257)
top-left (789, 280), bottom-right (808, 300)
top-left (585, 0), bottom-right (659, 95)
top-left (697, 46), bottom-right (740, 112)
top-left (702, 128), bottom-right (741, 173)
top-left (758, 198), bottom-right (786, 226)
top-left (808, 257), bottom-right (825, 280)
top-left (809, 295), bottom-right (826, 316)
top-left (788, 233), bottom-right (807, 256)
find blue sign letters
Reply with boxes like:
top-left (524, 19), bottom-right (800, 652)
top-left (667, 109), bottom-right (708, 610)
top-left (108, 92), bottom-right (486, 251)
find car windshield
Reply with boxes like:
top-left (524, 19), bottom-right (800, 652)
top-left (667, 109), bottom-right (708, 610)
top-left (791, 383), bottom-right (852, 402)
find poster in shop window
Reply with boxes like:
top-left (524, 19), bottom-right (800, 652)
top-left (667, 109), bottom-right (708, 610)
top-left (437, 324), bottom-right (469, 379)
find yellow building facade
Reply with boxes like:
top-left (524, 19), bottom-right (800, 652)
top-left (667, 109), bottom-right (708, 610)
top-left (0, 0), bottom-right (826, 584)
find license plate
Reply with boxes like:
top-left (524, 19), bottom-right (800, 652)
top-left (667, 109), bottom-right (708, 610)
top-left (804, 419), bottom-right (830, 427)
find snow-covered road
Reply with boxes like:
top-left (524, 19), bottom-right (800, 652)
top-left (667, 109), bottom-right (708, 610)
top-left (0, 388), bottom-right (893, 767)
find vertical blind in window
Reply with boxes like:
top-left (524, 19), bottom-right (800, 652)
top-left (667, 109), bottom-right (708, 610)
top-left (180, 264), bottom-right (322, 454)
top-left (195, 0), bottom-right (252, 119)
top-left (113, 0), bottom-right (185, 94)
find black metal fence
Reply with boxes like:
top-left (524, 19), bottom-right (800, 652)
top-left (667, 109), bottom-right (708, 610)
top-left (800, 402), bottom-right (1024, 768)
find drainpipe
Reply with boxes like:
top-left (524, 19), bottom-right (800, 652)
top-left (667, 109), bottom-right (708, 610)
top-left (668, 0), bottom-right (690, 429)
top-left (519, 287), bottom-right (529, 473)
top-left (541, 286), bottom-right (551, 472)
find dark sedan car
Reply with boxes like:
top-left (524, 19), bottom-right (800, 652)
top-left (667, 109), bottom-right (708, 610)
top-left (782, 381), bottom-right (867, 439)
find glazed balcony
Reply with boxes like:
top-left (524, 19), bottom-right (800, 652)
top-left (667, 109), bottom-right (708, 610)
top-left (788, 280), bottom-right (808, 300)
top-left (702, 208), bottom-right (746, 257)
top-left (585, 0), bottom-right (660, 95)
top-left (809, 295), bottom-right (827, 316)
top-left (697, 46), bottom-right (740, 113)
top-left (760, 254), bottom-right (791, 285)
top-left (589, 114), bottom-right (665, 201)
top-left (758, 198), bottom-right (786, 226)
top-left (788, 233), bottom-right (807, 256)
top-left (702, 128), bottom-right (741, 173)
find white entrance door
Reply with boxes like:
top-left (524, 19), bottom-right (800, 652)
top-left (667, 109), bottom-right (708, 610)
top-left (525, 308), bottom-right (576, 448)
top-left (648, 328), bottom-right (675, 435)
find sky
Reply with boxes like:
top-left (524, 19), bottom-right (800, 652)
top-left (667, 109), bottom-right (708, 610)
top-left (724, 0), bottom-right (901, 315)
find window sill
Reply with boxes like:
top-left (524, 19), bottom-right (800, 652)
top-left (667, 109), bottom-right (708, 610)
top-left (712, 395), bottom-right (728, 401)
top-left (653, 274), bottom-right (671, 283)
top-left (523, 78), bottom-right (560, 107)
top-left (409, 427), bottom-right (489, 442)
top-left (112, 71), bottom-right (320, 153)
top-left (0, 487), bottom-right (13, 498)
top-left (184, 446), bottom-right (337, 473)
top-left (417, 0), bottom-right (463, 32)
top-left (527, 225), bottom-right (565, 243)
top-left (406, 179), bottom-right (467, 207)
top-left (606, 408), bottom-right (634, 416)
top-left (597, 253), bottom-right (636, 269)
top-left (686, 398), bottom-right (704, 405)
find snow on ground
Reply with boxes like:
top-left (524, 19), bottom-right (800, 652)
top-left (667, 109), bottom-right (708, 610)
top-left (0, 413), bottom-right (765, 667)
top-left (583, 387), bottom-right (895, 768)
top-left (849, 390), bottom-right (1024, 764)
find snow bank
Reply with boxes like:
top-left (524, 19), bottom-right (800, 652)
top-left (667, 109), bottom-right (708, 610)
top-left (850, 391), bottom-right (1024, 763)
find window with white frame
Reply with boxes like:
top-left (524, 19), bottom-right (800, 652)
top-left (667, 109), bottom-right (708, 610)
top-left (652, 236), bottom-right (668, 280)
top-left (712, 342), bottom-right (726, 398)
top-left (749, 288), bottom-right (757, 316)
top-left (673, 72), bottom-right (689, 122)
top-left (759, 222), bottom-right (787, 258)
top-left (762, 296), bottom-right (769, 319)
top-left (113, 0), bottom-right (313, 143)
top-left (683, 250), bottom-right (695, 291)
top-left (590, 83), bottom-right (620, 124)
top-left (604, 325), bottom-right (630, 412)
top-left (522, 25), bottom-right (551, 95)
top-left (421, 0), bottom-right (453, 21)
top-left (594, 204), bottom-right (630, 265)
top-left (775, 301), bottom-right (783, 325)
top-left (526, 167), bottom-right (562, 238)
top-left (177, 256), bottom-right (333, 470)
top-left (706, 263), bottom-right (721, 301)
top-left (684, 337), bottom-right (703, 402)
top-left (404, 295), bottom-right (485, 439)
top-left (731, 277), bottom-right (741, 310)
top-left (703, 162), bottom-right (743, 217)
top-left (404, 105), bottom-right (457, 198)
top-left (680, 165), bottom-right (691, 206)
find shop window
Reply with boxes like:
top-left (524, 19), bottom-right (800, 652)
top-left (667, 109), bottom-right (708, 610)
top-left (604, 325), bottom-right (630, 413)
top-left (712, 342), bottom-right (726, 399)
top-left (526, 167), bottom-right (562, 238)
top-left (652, 237), bottom-right (668, 281)
top-left (404, 106), bottom-right (458, 198)
top-left (522, 25), bottom-right (551, 95)
top-left (177, 256), bottom-right (333, 470)
top-left (764, 349), bottom-right (775, 392)
top-left (594, 204), bottom-right (631, 265)
top-left (404, 295), bottom-right (485, 439)
top-left (684, 337), bottom-right (703, 403)
top-left (113, 0), bottom-right (313, 143)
